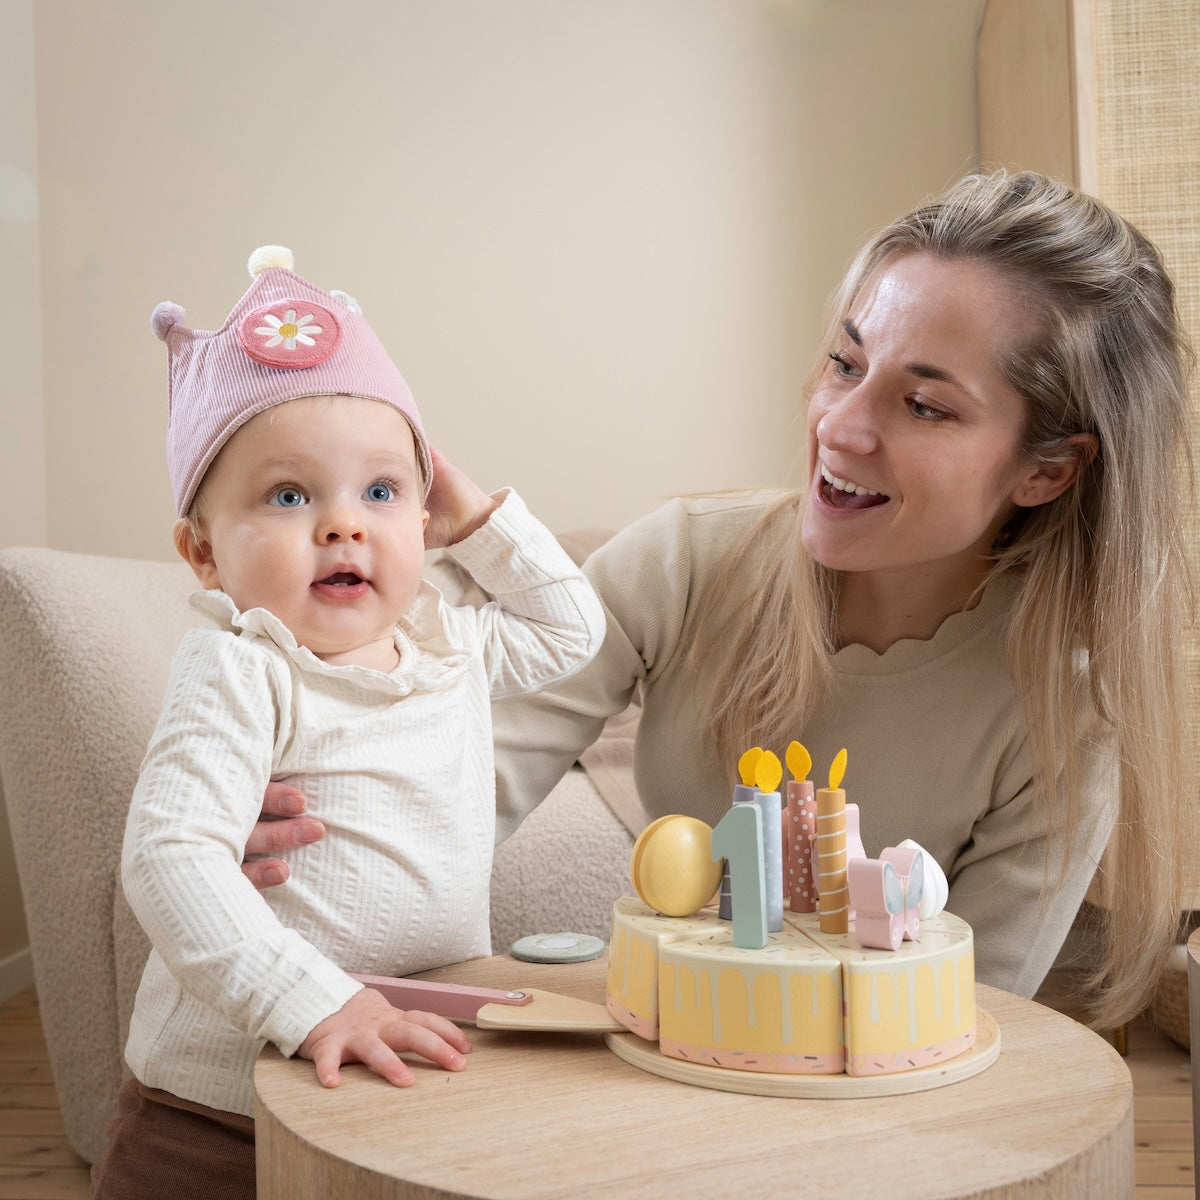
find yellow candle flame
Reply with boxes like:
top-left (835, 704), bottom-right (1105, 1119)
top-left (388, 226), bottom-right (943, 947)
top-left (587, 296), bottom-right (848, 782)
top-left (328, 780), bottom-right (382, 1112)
top-left (828, 747), bottom-right (847, 791)
top-left (737, 746), bottom-right (763, 786)
top-left (755, 750), bottom-right (783, 794)
top-left (785, 740), bottom-right (811, 782)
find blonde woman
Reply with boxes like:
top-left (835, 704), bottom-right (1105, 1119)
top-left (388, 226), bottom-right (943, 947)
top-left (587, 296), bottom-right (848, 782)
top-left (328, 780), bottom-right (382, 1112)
top-left (252, 171), bottom-right (1192, 1028)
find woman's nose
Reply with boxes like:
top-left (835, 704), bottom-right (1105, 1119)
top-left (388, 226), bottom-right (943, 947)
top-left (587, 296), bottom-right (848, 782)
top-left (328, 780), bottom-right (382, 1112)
top-left (814, 387), bottom-right (880, 455)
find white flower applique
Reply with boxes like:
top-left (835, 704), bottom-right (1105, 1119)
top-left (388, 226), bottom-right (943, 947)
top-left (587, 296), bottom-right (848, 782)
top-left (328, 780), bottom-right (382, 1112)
top-left (254, 309), bottom-right (324, 351)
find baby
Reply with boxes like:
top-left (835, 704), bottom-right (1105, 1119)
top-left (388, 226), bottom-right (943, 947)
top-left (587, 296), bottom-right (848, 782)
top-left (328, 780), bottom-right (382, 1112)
top-left (92, 247), bottom-right (604, 1199)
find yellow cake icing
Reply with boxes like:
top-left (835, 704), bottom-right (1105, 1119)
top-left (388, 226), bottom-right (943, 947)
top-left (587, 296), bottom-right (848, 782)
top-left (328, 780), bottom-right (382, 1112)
top-left (606, 897), bottom-right (975, 1077)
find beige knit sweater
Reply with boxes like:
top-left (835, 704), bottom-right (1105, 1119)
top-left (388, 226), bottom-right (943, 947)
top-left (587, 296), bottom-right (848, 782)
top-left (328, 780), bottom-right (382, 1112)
top-left (493, 493), bottom-right (1116, 997)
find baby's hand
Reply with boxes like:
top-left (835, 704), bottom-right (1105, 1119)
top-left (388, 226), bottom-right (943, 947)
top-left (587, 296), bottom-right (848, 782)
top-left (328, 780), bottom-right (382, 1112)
top-left (298, 987), bottom-right (472, 1088)
top-left (423, 446), bottom-right (499, 549)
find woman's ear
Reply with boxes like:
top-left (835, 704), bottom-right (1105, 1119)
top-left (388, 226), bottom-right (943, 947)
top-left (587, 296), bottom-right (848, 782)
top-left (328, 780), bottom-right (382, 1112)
top-left (173, 518), bottom-right (221, 588)
top-left (1010, 432), bottom-right (1099, 508)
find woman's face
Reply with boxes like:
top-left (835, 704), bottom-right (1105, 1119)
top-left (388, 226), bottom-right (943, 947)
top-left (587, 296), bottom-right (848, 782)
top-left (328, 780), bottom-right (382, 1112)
top-left (802, 252), bottom-right (1052, 594)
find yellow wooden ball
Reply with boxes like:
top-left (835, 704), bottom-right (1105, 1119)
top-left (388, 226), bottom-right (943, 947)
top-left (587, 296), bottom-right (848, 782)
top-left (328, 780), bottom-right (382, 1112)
top-left (630, 815), bottom-right (723, 916)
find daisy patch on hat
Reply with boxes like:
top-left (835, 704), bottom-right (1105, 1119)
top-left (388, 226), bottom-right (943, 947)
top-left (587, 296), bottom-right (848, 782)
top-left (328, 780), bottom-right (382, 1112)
top-left (238, 299), bottom-right (342, 369)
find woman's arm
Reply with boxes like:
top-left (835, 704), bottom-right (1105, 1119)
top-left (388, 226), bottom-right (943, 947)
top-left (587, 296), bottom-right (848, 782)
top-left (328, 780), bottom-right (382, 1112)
top-left (944, 726), bottom-right (1117, 997)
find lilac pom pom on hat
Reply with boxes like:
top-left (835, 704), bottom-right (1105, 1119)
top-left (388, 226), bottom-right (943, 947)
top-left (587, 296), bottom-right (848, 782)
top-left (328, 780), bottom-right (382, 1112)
top-left (153, 246), bottom-right (432, 516)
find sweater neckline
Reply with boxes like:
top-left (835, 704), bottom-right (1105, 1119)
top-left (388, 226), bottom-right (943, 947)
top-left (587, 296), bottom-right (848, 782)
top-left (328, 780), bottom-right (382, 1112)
top-left (831, 573), bottom-right (1016, 676)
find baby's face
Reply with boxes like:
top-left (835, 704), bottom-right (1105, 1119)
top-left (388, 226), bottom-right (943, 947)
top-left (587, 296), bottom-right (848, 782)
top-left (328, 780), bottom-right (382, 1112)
top-left (179, 395), bottom-right (429, 671)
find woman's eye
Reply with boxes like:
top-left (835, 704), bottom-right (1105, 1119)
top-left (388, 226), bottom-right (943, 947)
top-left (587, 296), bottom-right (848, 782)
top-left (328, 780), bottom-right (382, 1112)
top-left (908, 397), bottom-right (949, 421)
top-left (828, 352), bottom-right (861, 379)
top-left (269, 487), bottom-right (307, 508)
top-left (365, 481), bottom-right (396, 503)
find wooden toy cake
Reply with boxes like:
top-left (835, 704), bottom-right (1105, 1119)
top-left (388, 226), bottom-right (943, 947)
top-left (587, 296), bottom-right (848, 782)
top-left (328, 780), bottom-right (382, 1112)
top-left (605, 745), bottom-right (993, 1092)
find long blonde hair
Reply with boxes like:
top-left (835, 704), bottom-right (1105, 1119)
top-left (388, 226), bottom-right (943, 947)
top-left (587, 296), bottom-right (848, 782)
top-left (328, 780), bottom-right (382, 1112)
top-left (698, 170), bottom-right (1193, 1027)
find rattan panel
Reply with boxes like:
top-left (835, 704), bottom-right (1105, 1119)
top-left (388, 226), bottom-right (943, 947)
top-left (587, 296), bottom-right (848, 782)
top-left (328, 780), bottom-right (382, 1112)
top-left (1089, 0), bottom-right (1200, 883)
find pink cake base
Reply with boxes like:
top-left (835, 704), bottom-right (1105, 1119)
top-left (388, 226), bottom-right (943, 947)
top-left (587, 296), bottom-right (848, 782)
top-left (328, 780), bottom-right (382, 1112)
top-left (661, 1039), bottom-right (842, 1075)
top-left (846, 1027), bottom-right (977, 1076)
top-left (606, 995), bottom-right (656, 1040)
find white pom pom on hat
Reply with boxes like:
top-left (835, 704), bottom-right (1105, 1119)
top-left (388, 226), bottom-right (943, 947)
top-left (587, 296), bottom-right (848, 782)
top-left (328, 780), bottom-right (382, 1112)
top-left (247, 245), bottom-right (295, 278)
top-left (151, 301), bottom-right (185, 342)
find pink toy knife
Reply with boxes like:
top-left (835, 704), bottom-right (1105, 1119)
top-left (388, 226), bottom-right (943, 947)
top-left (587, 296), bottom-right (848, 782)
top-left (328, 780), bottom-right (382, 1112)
top-left (350, 972), bottom-right (622, 1032)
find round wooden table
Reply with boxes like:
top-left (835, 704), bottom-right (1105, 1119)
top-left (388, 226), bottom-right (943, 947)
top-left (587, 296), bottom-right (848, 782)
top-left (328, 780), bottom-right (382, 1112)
top-left (255, 954), bottom-right (1133, 1199)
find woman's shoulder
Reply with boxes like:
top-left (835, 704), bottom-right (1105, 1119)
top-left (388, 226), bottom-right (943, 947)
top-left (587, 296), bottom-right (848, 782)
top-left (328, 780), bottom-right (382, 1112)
top-left (609, 489), bottom-right (795, 556)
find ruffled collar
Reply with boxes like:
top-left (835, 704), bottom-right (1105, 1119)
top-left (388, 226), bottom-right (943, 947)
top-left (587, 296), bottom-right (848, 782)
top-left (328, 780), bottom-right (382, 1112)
top-left (189, 583), bottom-right (473, 695)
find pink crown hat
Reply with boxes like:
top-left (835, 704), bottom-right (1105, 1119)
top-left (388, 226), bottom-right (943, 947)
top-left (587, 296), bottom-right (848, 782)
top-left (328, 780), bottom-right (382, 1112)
top-left (153, 245), bottom-right (433, 516)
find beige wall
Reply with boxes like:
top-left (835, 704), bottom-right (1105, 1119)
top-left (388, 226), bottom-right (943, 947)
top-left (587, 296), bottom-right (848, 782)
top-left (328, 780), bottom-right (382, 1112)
top-left (1, 0), bottom-right (986, 993)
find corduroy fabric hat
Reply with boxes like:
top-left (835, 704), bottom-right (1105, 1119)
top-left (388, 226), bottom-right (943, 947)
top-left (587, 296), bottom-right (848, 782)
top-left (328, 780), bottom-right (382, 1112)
top-left (154, 246), bottom-right (432, 516)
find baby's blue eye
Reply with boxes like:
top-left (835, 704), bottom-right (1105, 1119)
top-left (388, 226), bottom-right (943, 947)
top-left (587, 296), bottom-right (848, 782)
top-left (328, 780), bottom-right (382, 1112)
top-left (270, 487), bottom-right (307, 508)
top-left (365, 482), bottom-right (395, 502)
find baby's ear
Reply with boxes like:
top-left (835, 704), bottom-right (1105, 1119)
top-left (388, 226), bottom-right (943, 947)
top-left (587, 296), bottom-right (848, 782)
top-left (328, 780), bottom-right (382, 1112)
top-left (173, 518), bottom-right (220, 588)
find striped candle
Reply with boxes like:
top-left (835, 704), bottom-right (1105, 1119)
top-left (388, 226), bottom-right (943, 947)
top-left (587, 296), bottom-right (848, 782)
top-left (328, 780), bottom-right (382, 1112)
top-left (817, 749), bottom-right (849, 934)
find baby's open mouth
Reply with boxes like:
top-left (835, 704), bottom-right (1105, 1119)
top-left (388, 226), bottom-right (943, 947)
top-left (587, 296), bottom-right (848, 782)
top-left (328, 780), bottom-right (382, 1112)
top-left (318, 572), bottom-right (365, 587)
top-left (819, 464), bottom-right (889, 510)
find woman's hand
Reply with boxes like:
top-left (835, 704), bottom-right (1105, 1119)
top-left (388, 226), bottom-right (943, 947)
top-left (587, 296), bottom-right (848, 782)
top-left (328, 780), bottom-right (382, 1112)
top-left (241, 782), bottom-right (326, 889)
top-left (423, 446), bottom-right (499, 549)
top-left (298, 987), bottom-right (473, 1088)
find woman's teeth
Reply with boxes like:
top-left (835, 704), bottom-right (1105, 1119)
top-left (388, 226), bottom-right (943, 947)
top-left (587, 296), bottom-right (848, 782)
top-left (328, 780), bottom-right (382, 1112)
top-left (820, 464), bottom-right (881, 497)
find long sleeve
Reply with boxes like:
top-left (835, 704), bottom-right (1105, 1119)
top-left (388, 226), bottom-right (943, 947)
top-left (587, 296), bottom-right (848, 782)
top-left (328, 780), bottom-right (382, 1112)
top-left (443, 489), bottom-right (605, 699)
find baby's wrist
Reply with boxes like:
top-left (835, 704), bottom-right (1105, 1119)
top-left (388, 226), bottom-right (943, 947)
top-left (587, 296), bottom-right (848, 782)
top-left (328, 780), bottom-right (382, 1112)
top-left (455, 494), bottom-right (501, 541)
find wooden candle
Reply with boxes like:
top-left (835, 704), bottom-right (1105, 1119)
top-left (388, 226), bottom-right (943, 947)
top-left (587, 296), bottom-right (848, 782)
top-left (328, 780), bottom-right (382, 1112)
top-left (817, 748), bottom-right (849, 934)
top-left (751, 750), bottom-right (783, 933)
top-left (784, 741), bottom-right (817, 913)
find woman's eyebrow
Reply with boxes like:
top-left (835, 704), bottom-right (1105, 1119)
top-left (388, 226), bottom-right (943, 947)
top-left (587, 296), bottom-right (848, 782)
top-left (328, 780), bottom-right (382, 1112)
top-left (843, 318), bottom-right (980, 405)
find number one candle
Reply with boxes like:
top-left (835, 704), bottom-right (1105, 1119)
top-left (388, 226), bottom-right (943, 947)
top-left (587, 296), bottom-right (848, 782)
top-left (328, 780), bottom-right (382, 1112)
top-left (817, 748), bottom-right (849, 934)
top-left (711, 802), bottom-right (767, 949)
top-left (719, 747), bottom-right (764, 920)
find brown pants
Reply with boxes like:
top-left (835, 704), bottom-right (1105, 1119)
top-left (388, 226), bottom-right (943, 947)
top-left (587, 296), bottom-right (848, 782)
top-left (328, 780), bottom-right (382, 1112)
top-left (91, 1078), bottom-right (256, 1200)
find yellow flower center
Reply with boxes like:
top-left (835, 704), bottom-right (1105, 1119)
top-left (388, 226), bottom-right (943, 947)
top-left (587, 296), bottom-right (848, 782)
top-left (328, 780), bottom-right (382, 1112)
top-left (278, 323), bottom-right (299, 339)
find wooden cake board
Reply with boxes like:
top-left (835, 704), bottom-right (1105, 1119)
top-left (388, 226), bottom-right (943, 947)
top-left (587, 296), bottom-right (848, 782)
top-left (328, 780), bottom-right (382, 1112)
top-left (605, 1005), bottom-right (1000, 1098)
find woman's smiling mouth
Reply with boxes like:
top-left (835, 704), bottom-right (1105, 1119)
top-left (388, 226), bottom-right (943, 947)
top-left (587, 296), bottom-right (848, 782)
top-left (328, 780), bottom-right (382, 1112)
top-left (818, 463), bottom-right (889, 510)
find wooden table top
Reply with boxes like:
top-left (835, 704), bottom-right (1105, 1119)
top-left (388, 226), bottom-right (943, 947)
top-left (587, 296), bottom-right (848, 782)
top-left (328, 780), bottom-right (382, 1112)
top-left (255, 954), bottom-right (1133, 1199)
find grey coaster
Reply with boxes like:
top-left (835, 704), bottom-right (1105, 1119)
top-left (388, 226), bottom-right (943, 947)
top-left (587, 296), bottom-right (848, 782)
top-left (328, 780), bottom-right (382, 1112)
top-left (510, 932), bottom-right (606, 963)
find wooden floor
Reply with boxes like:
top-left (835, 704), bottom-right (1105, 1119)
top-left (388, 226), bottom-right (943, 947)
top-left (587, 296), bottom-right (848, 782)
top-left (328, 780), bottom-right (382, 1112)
top-left (0, 976), bottom-right (1194, 1198)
